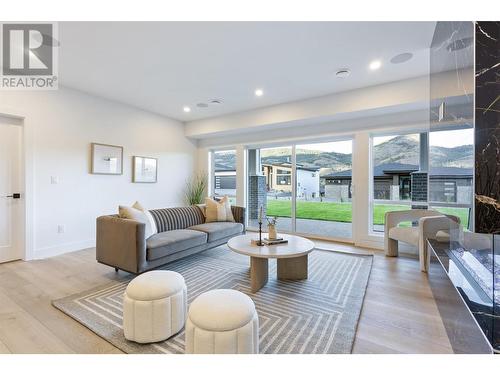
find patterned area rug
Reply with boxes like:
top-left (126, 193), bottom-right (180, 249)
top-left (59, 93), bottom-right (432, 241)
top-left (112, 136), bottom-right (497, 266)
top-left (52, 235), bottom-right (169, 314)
top-left (53, 246), bottom-right (372, 354)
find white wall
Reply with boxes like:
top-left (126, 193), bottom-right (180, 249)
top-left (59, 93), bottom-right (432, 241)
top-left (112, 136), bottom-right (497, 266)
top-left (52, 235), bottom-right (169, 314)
top-left (0, 87), bottom-right (197, 259)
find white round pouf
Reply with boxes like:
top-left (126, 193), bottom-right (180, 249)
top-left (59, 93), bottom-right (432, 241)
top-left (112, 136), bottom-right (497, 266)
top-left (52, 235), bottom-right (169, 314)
top-left (185, 289), bottom-right (259, 354)
top-left (123, 270), bottom-right (187, 343)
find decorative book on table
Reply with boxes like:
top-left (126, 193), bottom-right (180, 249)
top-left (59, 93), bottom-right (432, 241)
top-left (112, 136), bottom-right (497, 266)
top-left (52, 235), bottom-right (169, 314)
top-left (262, 238), bottom-right (288, 245)
top-left (251, 238), bottom-right (289, 245)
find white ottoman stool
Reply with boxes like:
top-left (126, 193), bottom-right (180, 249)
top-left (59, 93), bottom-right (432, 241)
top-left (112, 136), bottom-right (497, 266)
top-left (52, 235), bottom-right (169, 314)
top-left (123, 270), bottom-right (187, 343)
top-left (185, 289), bottom-right (259, 354)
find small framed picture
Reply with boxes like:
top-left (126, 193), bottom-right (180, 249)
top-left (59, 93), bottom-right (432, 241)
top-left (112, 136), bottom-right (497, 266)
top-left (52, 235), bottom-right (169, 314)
top-left (91, 143), bottom-right (123, 175)
top-left (133, 156), bottom-right (158, 183)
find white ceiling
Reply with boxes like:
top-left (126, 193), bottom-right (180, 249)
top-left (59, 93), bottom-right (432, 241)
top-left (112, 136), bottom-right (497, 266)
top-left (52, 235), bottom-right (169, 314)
top-left (58, 22), bottom-right (436, 121)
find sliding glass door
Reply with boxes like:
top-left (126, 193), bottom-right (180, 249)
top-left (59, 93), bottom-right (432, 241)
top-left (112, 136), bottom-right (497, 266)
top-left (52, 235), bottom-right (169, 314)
top-left (248, 146), bottom-right (292, 233)
top-left (294, 141), bottom-right (353, 238)
top-left (247, 140), bottom-right (353, 240)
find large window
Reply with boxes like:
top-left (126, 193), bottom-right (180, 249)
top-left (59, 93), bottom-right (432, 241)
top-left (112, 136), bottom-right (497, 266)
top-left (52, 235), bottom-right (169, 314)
top-left (371, 133), bottom-right (420, 232)
top-left (370, 129), bottom-right (474, 232)
top-left (212, 149), bottom-right (237, 204)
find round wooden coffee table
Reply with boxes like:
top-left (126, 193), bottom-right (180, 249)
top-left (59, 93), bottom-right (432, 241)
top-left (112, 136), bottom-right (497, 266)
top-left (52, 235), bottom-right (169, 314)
top-left (227, 233), bottom-right (314, 292)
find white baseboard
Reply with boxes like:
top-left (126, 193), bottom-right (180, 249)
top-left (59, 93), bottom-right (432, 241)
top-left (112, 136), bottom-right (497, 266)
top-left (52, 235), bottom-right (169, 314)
top-left (33, 239), bottom-right (95, 259)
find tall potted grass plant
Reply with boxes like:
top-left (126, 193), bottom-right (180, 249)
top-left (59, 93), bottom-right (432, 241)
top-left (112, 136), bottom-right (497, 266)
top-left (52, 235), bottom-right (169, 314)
top-left (184, 172), bottom-right (208, 205)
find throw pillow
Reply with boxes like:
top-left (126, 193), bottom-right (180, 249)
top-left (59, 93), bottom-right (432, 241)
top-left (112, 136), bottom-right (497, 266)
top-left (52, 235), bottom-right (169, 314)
top-left (132, 201), bottom-right (158, 235)
top-left (118, 204), bottom-right (155, 238)
top-left (205, 196), bottom-right (235, 223)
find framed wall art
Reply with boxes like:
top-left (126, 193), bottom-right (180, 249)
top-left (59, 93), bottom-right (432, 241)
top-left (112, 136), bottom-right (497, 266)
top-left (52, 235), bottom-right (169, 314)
top-left (133, 156), bottom-right (158, 183)
top-left (90, 143), bottom-right (123, 175)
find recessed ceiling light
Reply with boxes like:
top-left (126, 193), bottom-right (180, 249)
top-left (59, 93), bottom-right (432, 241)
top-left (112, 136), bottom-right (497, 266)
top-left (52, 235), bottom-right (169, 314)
top-left (390, 52), bottom-right (413, 64)
top-left (255, 89), bottom-right (264, 97)
top-left (183, 106), bottom-right (191, 113)
top-left (335, 69), bottom-right (351, 78)
top-left (209, 99), bottom-right (223, 105)
top-left (369, 60), bottom-right (382, 70)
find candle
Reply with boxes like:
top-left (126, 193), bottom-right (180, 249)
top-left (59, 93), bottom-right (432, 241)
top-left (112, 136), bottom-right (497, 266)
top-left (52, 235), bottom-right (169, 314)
top-left (258, 205), bottom-right (263, 223)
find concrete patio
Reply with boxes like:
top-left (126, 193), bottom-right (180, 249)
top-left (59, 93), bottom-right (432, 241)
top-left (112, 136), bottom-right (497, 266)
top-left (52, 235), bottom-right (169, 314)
top-left (248, 218), bottom-right (386, 238)
top-left (249, 218), bottom-right (351, 238)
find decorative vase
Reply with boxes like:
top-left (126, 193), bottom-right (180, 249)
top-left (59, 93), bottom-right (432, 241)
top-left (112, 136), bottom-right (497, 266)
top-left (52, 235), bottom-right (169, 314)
top-left (268, 224), bottom-right (277, 240)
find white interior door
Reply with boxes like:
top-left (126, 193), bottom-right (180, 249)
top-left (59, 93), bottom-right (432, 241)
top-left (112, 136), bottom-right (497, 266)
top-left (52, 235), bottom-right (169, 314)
top-left (0, 119), bottom-right (23, 263)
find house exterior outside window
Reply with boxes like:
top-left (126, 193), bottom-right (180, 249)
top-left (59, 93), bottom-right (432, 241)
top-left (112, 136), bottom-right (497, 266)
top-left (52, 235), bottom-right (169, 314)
top-left (321, 163), bottom-right (473, 204)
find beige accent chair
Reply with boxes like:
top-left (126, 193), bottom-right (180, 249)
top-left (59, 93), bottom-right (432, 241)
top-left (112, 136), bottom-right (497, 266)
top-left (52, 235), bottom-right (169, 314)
top-left (384, 209), bottom-right (461, 272)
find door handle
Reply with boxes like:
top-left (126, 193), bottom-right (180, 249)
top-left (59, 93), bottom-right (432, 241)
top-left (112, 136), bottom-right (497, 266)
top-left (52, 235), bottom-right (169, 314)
top-left (4, 193), bottom-right (21, 199)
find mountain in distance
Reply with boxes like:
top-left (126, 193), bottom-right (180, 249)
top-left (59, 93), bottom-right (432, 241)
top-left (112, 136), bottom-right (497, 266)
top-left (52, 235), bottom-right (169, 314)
top-left (373, 135), bottom-right (473, 169)
top-left (213, 150), bottom-right (236, 170)
top-left (214, 135), bottom-right (473, 174)
top-left (261, 148), bottom-right (352, 175)
top-left (430, 144), bottom-right (474, 168)
top-left (374, 135), bottom-right (419, 165)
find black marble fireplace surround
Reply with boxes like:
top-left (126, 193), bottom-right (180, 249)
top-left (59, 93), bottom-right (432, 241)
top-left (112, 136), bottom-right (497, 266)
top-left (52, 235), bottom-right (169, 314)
top-left (427, 21), bottom-right (499, 353)
top-left (428, 239), bottom-right (494, 353)
top-left (475, 21), bottom-right (500, 235)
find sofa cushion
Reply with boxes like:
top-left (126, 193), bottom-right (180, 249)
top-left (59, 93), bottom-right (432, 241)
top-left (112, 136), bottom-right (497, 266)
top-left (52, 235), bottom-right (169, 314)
top-left (189, 222), bottom-right (243, 242)
top-left (146, 229), bottom-right (207, 261)
top-left (388, 226), bottom-right (419, 246)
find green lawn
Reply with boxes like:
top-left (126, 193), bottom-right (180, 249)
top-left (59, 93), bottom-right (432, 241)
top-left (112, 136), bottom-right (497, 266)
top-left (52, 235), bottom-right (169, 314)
top-left (371, 204), bottom-right (410, 225)
top-left (433, 206), bottom-right (470, 228)
top-left (266, 200), bottom-right (470, 227)
top-left (266, 200), bottom-right (352, 222)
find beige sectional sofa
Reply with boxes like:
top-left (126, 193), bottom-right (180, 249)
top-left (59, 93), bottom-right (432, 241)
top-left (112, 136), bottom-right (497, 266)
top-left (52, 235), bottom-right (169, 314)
top-left (96, 205), bottom-right (245, 274)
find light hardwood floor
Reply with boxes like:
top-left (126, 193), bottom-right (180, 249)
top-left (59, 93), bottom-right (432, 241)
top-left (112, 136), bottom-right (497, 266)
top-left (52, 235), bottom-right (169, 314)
top-left (0, 242), bottom-right (453, 354)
